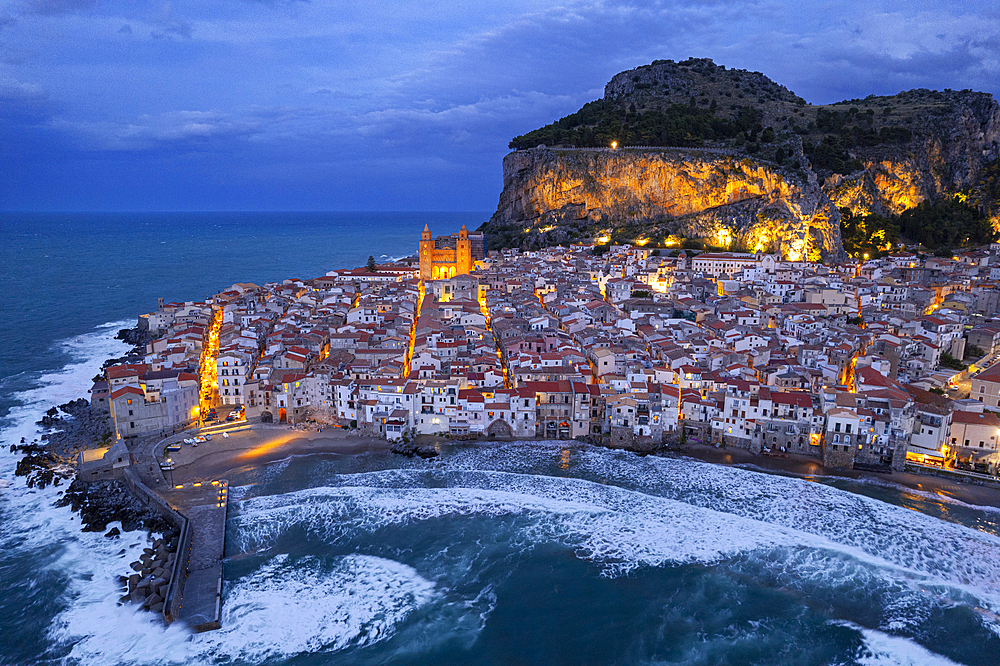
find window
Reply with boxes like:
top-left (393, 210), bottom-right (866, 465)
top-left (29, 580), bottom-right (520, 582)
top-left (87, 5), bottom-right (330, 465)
top-left (835, 422), bottom-right (841, 432)
top-left (128, 410), bottom-right (133, 416)
top-left (834, 434), bottom-right (840, 443)
top-left (845, 424), bottom-right (852, 434)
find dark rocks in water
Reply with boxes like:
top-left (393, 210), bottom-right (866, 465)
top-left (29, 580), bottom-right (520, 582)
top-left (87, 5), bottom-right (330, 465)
top-left (56, 478), bottom-right (170, 534)
top-left (391, 442), bottom-right (439, 458)
top-left (101, 327), bottom-right (152, 370)
top-left (105, 527), bottom-right (121, 538)
top-left (13, 446), bottom-right (70, 489)
top-left (38, 402), bottom-right (113, 457)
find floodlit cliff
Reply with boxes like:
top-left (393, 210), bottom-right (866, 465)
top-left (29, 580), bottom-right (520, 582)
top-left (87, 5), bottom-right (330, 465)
top-left (492, 147), bottom-right (841, 260)
top-left (484, 58), bottom-right (1000, 256)
top-left (823, 89), bottom-right (1000, 216)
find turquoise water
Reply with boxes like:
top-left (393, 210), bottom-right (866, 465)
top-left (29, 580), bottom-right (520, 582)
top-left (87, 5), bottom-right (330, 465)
top-left (3, 213), bottom-right (1000, 665)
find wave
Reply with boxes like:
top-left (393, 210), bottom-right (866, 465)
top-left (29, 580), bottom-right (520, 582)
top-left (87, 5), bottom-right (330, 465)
top-left (54, 553), bottom-right (437, 666)
top-left (220, 452), bottom-right (1000, 663)
top-left (835, 621), bottom-right (961, 665)
top-left (373, 443), bottom-right (1000, 607)
top-left (1, 320), bottom-right (131, 545)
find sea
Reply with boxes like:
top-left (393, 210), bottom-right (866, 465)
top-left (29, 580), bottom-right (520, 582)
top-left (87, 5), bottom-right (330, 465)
top-left (2, 212), bottom-right (1000, 665)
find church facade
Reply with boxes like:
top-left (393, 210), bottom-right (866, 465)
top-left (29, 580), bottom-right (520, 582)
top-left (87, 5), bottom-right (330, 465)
top-left (419, 224), bottom-right (472, 281)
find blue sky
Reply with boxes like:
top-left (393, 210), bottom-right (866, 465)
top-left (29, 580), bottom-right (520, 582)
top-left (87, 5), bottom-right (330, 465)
top-left (2, 0), bottom-right (998, 212)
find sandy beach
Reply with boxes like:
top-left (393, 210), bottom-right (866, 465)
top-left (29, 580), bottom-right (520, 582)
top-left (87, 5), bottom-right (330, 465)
top-left (159, 425), bottom-right (1000, 510)
top-left (161, 425), bottom-right (394, 486)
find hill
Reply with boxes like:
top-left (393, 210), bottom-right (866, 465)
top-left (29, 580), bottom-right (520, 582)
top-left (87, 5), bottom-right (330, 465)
top-left (483, 58), bottom-right (1000, 257)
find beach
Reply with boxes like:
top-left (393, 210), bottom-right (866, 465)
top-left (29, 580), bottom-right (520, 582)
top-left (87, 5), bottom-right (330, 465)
top-left (158, 425), bottom-right (1000, 512)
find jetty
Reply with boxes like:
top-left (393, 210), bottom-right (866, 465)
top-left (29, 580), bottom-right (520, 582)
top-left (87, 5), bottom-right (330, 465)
top-left (109, 421), bottom-right (248, 632)
top-left (164, 480), bottom-right (228, 631)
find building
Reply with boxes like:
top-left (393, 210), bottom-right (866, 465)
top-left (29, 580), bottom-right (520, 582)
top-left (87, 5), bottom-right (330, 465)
top-left (419, 224), bottom-right (473, 281)
top-left (971, 362), bottom-right (1000, 410)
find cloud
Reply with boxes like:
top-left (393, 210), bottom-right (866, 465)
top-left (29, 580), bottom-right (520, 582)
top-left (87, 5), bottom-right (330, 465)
top-left (48, 110), bottom-right (263, 152)
top-left (150, 2), bottom-right (193, 39)
top-left (25, 0), bottom-right (95, 15)
top-left (0, 78), bottom-right (52, 123)
top-left (118, 23), bottom-right (132, 34)
top-left (2, 0), bottom-right (999, 212)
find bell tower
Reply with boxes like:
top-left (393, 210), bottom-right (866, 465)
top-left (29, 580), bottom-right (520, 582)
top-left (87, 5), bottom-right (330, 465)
top-left (456, 225), bottom-right (472, 276)
top-left (419, 224), bottom-right (434, 281)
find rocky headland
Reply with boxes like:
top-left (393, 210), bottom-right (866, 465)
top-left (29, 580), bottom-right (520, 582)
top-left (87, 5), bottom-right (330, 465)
top-left (482, 58), bottom-right (1000, 256)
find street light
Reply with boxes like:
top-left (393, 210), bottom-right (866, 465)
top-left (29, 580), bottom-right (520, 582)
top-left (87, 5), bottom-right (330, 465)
top-left (611, 141), bottom-right (618, 150)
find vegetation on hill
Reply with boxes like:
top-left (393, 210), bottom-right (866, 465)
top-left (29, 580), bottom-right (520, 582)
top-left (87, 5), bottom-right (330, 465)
top-left (509, 100), bottom-right (765, 150)
top-left (840, 193), bottom-right (997, 256)
top-left (897, 198), bottom-right (996, 248)
top-left (839, 210), bottom-right (899, 258)
top-left (508, 58), bottom-right (959, 176)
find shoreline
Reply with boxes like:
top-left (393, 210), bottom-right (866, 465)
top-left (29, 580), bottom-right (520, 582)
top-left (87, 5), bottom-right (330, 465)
top-left (157, 425), bottom-right (1000, 513)
top-left (670, 442), bottom-right (1000, 510)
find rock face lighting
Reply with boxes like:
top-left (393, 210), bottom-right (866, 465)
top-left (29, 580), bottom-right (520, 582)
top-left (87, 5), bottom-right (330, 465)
top-left (483, 58), bottom-right (1000, 260)
top-left (494, 148), bottom-right (844, 260)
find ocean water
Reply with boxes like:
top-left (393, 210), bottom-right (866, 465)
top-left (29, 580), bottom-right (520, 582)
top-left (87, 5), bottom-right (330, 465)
top-left (0, 211), bottom-right (486, 422)
top-left (3, 213), bottom-right (1000, 665)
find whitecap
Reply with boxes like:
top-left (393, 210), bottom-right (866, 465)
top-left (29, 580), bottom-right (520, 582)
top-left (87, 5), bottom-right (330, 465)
top-left (833, 621), bottom-right (961, 666)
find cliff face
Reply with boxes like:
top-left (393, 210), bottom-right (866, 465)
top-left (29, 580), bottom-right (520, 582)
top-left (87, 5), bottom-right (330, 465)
top-left (824, 91), bottom-right (1000, 216)
top-left (492, 59), bottom-right (1000, 256)
top-left (491, 148), bottom-right (842, 260)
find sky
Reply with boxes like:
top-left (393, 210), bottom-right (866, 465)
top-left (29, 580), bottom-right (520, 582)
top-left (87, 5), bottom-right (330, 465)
top-left (1, 0), bottom-right (998, 212)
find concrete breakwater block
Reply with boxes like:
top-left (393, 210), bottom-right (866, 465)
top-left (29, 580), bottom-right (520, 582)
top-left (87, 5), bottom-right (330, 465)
top-left (117, 527), bottom-right (182, 614)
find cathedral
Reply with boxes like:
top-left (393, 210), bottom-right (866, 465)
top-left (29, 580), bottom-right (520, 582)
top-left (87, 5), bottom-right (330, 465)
top-left (419, 224), bottom-right (472, 281)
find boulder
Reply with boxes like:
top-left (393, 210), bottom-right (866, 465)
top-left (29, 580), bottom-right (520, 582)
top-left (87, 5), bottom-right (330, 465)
top-left (127, 574), bottom-right (140, 592)
top-left (130, 561), bottom-right (143, 572)
top-left (104, 527), bottom-right (121, 538)
top-left (150, 602), bottom-right (164, 613)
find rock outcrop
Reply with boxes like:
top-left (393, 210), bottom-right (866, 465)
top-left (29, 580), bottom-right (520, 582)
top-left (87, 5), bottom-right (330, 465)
top-left (824, 90), bottom-right (1000, 216)
top-left (488, 59), bottom-right (1000, 255)
top-left (490, 147), bottom-right (843, 260)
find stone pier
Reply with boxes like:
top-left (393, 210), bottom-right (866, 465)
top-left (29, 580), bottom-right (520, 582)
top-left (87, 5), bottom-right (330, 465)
top-left (164, 480), bottom-right (228, 632)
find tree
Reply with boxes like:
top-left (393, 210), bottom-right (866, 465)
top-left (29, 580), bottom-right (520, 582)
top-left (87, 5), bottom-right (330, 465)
top-left (939, 353), bottom-right (966, 371)
top-left (965, 344), bottom-right (986, 360)
top-left (367, 255), bottom-right (377, 272)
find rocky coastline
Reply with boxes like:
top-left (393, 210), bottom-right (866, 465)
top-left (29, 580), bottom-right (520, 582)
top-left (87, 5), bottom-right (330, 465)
top-left (9, 324), bottom-right (184, 615)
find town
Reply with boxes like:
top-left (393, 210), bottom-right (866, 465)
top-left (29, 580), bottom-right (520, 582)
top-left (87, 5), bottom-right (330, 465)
top-left (90, 226), bottom-right (1000, 480)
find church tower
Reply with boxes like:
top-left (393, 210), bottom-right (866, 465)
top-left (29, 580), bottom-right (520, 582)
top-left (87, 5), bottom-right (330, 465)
top-left (456, 225), bottom-right (472, 276)
top-left (419, 224), bottom-right (434, 281)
